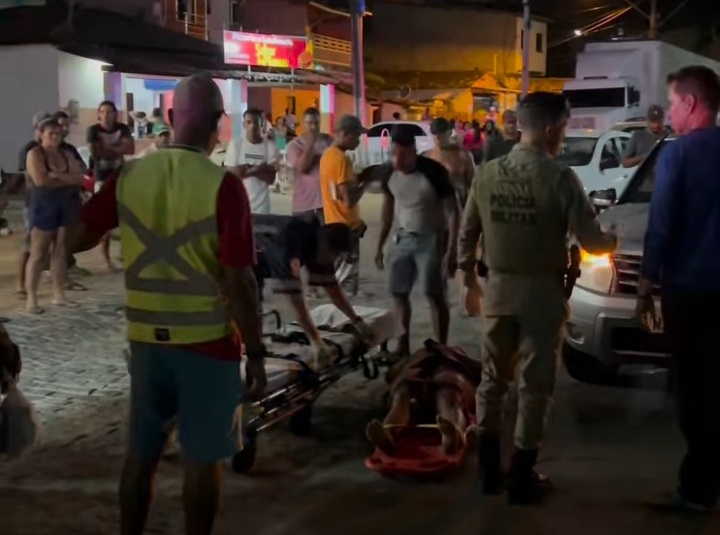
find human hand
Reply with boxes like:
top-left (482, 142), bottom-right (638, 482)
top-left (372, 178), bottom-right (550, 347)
top-left (375, 250), bottom-right (384, 270)
top-left (636, 294), bottom-right (662, 332)
top-left (229, 164), bottom-right (251, 178)
top-left (463, 286), bottom-right (483, 317)
top-left (352, 317), bottom-right (375, 345)
top-left (244, 352), bottom-right (267, 400)
top-left (311, 340), bottom-right (337, 370)
top-left (444, 252), bottom-right (458, 278)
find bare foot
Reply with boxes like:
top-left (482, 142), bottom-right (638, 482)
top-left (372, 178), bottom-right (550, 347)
top-left (366, 419), bottom-right (395, 454)
top-left (437, 416), bottom-right (464, 455)
top-left (16, 289), bottom-right (27, 301)
top-left (26, 302), bottom-right (44, 315)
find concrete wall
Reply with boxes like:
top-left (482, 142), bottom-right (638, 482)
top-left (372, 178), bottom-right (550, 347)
top-left (58, 52), bottom-right (108, 147)
top-left (240, 0), bottom-right (307, 36)
top-left (368, 2), bottom-right (547, 77)
top-left (0, 45), bottom-right (59, 172)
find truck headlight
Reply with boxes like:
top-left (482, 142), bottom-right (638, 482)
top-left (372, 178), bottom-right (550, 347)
top-left (575, 250), bottom-right (614, 293)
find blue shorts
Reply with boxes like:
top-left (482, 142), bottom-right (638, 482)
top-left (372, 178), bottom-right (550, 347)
top-left (128, 342), bottom-right (243, 464)
top-left (29, 195), bottom-right (80, 232)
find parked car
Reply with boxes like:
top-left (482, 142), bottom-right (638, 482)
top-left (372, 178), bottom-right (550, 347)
top-left (563, 134), bottom-right (675, 383)
top-left (349, 120), bottom-right (433, 173)
top-left (556, 129), bottom-right (636, 197)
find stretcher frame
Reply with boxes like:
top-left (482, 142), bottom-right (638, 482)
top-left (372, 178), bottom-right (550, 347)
top-left (231, 309), bottom-right (382, 473)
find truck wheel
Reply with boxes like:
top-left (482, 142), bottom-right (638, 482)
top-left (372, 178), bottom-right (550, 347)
top-left (563, 344), bottom-right (619, 385)
top-left (289, 405), bottom-right (313, 437)
top-left (231, 434), bottom-right (257, 474)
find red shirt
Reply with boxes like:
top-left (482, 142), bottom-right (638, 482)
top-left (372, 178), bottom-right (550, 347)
top-left (81, 168), bottom-right (255, 361)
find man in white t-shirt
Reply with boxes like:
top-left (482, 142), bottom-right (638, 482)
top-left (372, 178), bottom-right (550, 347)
top-left (225, 108), bottom-right (280, 213)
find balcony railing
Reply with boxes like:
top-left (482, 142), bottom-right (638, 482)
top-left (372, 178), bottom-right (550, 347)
top-left (179, 11), bottom-right (209, 40)
top-left (310, 33), bottom-right (352, 68)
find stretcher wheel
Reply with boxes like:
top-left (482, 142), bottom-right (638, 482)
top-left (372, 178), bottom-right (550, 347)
top-left (231, 434), bottom-right (257, 474)
top-left (288, 405), bottom-right (313, 437)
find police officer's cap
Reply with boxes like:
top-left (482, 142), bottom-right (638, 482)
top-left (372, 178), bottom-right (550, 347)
top-left (517, 92), bottom-right (570, 130)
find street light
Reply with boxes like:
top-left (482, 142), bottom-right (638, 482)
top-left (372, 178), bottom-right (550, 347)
top-left (574, 29), bottom-right (583, 36)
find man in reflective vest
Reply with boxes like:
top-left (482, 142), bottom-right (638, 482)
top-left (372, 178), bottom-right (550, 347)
top-left (67, 74), bottom-right (266, 535)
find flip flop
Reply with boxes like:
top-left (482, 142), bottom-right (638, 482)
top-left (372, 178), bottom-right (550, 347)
top-left (64, 280), bottom-right (87, 291)
top-left (52, 300), bottom-right (79, 308)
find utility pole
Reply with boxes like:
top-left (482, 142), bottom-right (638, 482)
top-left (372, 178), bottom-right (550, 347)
top-left (521, 0), bottom-right (531, 98)
top-left (648, 0), bottom-right (658, 38)
top-left (350, 0), bottom-right (367, 124)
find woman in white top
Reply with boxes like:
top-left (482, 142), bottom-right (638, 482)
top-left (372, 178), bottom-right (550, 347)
top-left (224, 108), bottom-right (280, 213)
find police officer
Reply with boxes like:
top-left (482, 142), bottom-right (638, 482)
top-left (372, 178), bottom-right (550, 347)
top-left (457, 92), bottom-right (618, 505)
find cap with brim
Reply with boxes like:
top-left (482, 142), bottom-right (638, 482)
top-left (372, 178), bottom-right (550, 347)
top-left (153, 122), bottom-right (170, 136)
top-left (33, 112), bottom-right (51, 129)
top-left (647, 105), bottom-right (665, 120)
top-left (335, 114), bottom-right (367, 134)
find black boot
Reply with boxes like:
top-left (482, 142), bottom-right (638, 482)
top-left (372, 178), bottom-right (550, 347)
top-left (506, 448), bottom-right (553, 505)
top-left (478, 434), bottom-right (503, 494)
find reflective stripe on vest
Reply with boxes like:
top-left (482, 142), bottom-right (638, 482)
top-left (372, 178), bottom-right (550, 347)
top-left (117, 148), bottom-right (229, 344)
top-left (118, 203), bottom-right (226, 327)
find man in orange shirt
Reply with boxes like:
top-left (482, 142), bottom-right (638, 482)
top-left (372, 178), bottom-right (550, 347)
top-left (319, 115), bottom-right (368, 296)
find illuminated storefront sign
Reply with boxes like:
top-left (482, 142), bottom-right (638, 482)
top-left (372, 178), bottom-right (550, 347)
top-left (223, 31), bottom-right (314, 69)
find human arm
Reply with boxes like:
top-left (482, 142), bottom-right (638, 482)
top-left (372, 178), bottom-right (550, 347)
top-left (622, 132), bottom-right (644, 168)
top-left (246, 141), bottom-right (280, 185)
top-left (216, 176), bottom-right (264, 353)
top-left (293, 133), bottom-right (320, 175)
top-left (564, 169), bottom-right (618, 254)
top-left (638, 145), bottom-right (682, 295)
top-left (50, 151), bottom-right (85, 186)
top-left (116, 124), bottom-right (135, 155)
top-left (331, 153), bottom-right (365, 208)
top-left (26, 148), bottom-right (65, 188)
top-left (66, 176), bottom-right (120, 254)
top-left (458, 169), bottom-right (483, 288)
top-left (375, 191), bottom-right (394, 269)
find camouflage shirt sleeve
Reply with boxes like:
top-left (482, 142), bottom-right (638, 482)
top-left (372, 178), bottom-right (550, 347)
top-left (562, 168), bottom-right (618, 254)
top-left (457, 166), bottom-right (483, 273)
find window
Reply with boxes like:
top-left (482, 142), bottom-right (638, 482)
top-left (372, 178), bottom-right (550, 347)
top-left (230, 0), bottom-right (239, 24)
top-left (620, 139), bottom-right (675, 203)
top-left (563, 87), bottom-right (626, 108)
top-left (367, 123), bottom-right (425, 138)
top-left (555, 137), bottom-right (598, 167)
top-left (177, 0), bottom-right (187, 17)
top-left (536, 33), bottom-right (543, 53)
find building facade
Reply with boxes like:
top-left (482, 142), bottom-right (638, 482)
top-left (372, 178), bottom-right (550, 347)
top-left (368, 2), bottom-right (547, 79)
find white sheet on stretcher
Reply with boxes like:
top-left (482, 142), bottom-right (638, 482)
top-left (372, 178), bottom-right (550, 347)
top-left (251, 305), bottom-right (403, 394)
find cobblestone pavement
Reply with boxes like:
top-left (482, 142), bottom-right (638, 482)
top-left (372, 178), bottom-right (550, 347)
top-left (0, 194), bottom-right (719, 534)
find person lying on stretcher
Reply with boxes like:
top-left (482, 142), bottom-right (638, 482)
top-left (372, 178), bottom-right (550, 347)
top-left (366, 342), bottom-right (482, 455)
top-left (254, 214), bottom-right (374, 367)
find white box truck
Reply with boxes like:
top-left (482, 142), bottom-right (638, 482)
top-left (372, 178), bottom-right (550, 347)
top-left (563, 40), bottom-right (720, 132)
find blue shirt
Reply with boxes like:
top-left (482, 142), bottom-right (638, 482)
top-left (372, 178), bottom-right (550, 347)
top-left (641, 127), bottom-right (720, 291)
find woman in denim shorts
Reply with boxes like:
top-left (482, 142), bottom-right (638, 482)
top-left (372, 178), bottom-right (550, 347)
top-left (24, 119), bottom-right (85, 314)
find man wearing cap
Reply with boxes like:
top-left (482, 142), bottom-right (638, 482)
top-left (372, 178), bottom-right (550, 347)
top-left (424, 117), bottom-right (475, 207)
top-left (483, 110), bottom-right (520, 164)
top-left (137, 122), bottom-right (171, 158)
top-left (319, 114), bottom-right (368, 296)
top-left (375, 125), bottom-right (459, 357)
top-left (623, 105), bottom-right (667, 168)
top-left (67, 74), bottom-right (267, 535)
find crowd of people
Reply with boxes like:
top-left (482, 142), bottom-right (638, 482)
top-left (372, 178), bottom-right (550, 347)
top-left (5, 62), bottom-right (720, 534)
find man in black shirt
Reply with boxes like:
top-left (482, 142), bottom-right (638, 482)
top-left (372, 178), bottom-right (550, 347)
top-left (254, 214), bottom-right (373, 366)
top-left (483, 110), bottom-right (520, 163)
top-left (87, 100), bottom-right (134, 271)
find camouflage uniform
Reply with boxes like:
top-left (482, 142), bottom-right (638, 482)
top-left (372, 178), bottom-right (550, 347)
top-left (458, 144), bottom-right (617, 450)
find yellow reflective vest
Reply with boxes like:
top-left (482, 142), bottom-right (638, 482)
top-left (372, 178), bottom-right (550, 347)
top-left (116, 147), bottom-right (230, 344)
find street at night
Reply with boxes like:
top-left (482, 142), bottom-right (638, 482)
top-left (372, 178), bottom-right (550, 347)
top-left (0, 193), bottom-right (716, 534)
